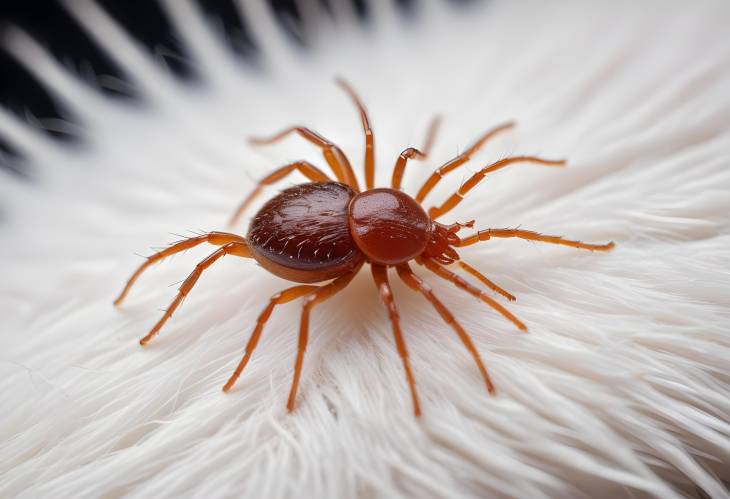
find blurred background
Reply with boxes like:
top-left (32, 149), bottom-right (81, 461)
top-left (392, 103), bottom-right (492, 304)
top-left (0, 0), bottom-right (471, 179)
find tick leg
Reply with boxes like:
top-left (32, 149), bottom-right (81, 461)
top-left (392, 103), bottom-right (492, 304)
top-left (336, 78), bottom-right (374, 190)
top-left (114, 232), bottom-right (248, 306)
top-left (222, 284), bottom-right (318, 392)
top-left (396, 263), bottom-right (494, 394)
top-left (249, 126), bottom-right (360, 191)
top-left (420, 115), bottom-right (442, 159)
top-left (391, 147), bottom-right (426, 190)
top-left (228, 160), bottom-right (330, 227)
top-left (390, 116), bottom-right (441, 191)
top-left (415, 122), bottom-right (515, 204)
top-left (457, 260), bottom-right (516, 302)
top-left (372, 264), bottom-right (421, 417)
top-left (417, 257), bottom-right (527, 332)
top-left (428, 156), bottom-right (565, 219)
top-left (286, 269), bottom-right (359, 412)
top-left (458, 228), bottom-right (615, 252)
top-left (139, 242), bottom-right (251, 346)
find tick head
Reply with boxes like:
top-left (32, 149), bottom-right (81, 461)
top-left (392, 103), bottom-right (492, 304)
top-left (421, 220), bottom-right (473, 264)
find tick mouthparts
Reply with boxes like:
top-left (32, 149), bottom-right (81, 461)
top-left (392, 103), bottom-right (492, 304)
top-left (452, 220), bottom-right (475, 231)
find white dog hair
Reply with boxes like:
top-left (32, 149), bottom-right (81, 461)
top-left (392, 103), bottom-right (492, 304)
top-left (1, 1), bottom-right (729, 497)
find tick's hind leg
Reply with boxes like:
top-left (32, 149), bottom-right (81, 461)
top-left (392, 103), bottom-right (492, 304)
top-left (139, 242), bottom-right (251, 346)
top-left (222, 284), bottom-right (318, 392)
top-left (418, 257), bottom-right (527, 332)
top-left (287, 269), bottom-right (359, 412)
top-left (249, 126), bottom-right (360, 190)
top-left (372, 264), bottom-right (421, 417)
top-left (228, 161), bottom-right (330, 228)
top-left (396, 263), bottom-right (494, 394)
top-left (114, 232), bottom-right (247, 305)
top-left (458, 228), bottom-right (615, 252)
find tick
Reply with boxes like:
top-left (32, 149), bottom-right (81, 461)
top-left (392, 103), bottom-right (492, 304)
top-left (114, 79), bottom-right (614, 416)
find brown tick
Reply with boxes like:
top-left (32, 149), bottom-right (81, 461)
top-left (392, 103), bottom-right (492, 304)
top-left (114, 79), bottom-right (614, 416)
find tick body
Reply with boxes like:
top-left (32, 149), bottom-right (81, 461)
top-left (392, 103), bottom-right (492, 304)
top-left (247, 182), bottom-right (363, 283)
top-left (115, 79), bottom-right (615, 416)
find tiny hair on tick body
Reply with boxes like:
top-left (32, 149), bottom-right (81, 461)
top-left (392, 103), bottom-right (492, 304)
top-left (114, 78), bottom-right (615, 417)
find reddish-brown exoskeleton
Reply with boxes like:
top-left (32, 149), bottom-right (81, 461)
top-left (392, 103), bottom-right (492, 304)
top-left (115, 79), bottom-right (614, 416)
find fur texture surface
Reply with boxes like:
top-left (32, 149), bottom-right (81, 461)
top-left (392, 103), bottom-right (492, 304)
top-left (1, 1), bottom-right (729, 497)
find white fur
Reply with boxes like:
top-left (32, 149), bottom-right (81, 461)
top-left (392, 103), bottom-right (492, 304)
top-left (1, 1), bottom-right (729, 497)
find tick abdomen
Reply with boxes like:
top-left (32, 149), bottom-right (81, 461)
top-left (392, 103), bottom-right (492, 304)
top-left (247, 182), bottom-right (364, 283)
